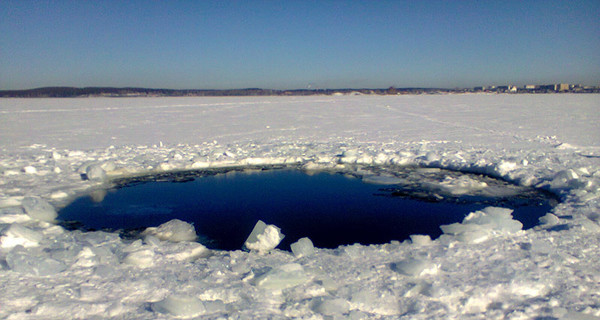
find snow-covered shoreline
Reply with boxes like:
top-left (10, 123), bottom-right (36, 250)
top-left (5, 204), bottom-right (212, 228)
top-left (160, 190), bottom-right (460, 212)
top-left (1, 95), bottom-right (599, 319)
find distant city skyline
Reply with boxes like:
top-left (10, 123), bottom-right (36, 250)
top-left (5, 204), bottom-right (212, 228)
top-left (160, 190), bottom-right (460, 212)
top-left (1, 0), bottom-right (599, 90)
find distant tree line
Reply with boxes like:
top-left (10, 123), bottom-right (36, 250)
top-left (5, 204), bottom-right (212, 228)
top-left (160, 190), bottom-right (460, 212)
top-left (0, 86), bottom-right (454, 98)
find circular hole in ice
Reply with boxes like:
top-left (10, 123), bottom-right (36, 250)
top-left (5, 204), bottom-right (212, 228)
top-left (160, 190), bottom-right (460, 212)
top-left (58, 165), bottom-right (557, 250)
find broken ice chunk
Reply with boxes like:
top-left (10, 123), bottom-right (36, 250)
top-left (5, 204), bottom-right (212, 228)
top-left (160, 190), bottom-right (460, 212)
top-left (0, 224), bottom-right (43, 248)
top-left (6, 246), bottom-right (67, 276)
top-left (165, 242), bottom-right (211, 262)
top-left (21, 196), bottom-right (57, 222)
top-left (440, 206), bottom-right (523, 243)
top-left (152, 294), bottom-right (206, 318)
top-left (85, 164), bottom-right (107, 182)
top-left (539, 213), bottom-right (560, 226)
top-left (390, 258), bottom-right (436, 276)
top-left (142, 219), bottom-right (197, 242)
top-left (290, 237), bottom-right (315, 258)
top-left (243, 220), bottom-right (284, 253)
top-left (122, 249), bottom-right (155, 268)
top-left (252, 263), bottom-right (308, 290)
top-left (409, 234), bottom-right (432, 246)
top-left (312, 297), bottom-right (351, 316)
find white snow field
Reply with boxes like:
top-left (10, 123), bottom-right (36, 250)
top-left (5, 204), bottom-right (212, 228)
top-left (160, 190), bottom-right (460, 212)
top-left (0, 94), bottom-right (599, 319)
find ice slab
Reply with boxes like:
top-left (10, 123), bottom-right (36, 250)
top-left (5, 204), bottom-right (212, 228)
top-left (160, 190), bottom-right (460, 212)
top-left (243, 220), bottom-right (284, 253)
top-left (21, 196), bottom-right (57, 222)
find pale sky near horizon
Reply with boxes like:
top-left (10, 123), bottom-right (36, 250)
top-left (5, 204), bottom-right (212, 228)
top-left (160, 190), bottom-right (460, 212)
top-left (1, 0), bottom-right (599, 90)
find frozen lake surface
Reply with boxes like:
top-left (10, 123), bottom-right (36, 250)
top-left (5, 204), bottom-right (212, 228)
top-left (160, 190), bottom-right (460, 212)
top-left (59, 167), bottom-right (555, 250)
top-left (0, 95), bottom-right (599, 319)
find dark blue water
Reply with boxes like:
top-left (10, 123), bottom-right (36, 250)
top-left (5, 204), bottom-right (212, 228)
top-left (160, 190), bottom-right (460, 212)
top-left (59, 169), bottom-right (555, 250)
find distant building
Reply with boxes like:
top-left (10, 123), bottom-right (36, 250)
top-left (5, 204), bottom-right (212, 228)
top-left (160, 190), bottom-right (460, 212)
top-left (524, 85), bottom-right (537, 90)
top-left (540, 84), bottom-right (557, 91)
top-left (473, 86), bottom-right (486, 91)
top-left (508, 85), bottom-right (518, 93)
top-left (557, 83), bottom-right (570, 92)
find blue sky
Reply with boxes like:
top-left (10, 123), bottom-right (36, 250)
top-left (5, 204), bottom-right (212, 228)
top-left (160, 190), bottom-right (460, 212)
top-left (1, 0), bottom-right (599, 90)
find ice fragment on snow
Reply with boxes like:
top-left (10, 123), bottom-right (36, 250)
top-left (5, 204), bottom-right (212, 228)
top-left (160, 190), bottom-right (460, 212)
top-left (243, 220), bottom-right (284, 253)
top-left (6, 246), bottom-right (67, 276)
top-left (495, 160), bottom-right (518, 175)
top-left (290, 237), bottom-right (315, 258)
top-left (550, 169), bottom-right (582, 189)
top-left (409, 234), bottom-right (432, 246)
top-left (539, 213), bottom-right (560, 226)
top-left (143, 234), bottom-right (161, 246)
top-left (0, 224), bottom-right (43, 248)
top-left (390, 258), bottom-right (436, 276)
top-left (23, 166), bottom-right (37, 174)
top-left (85, 164), bottom-right (106, 182)
top-left (312, 297), bottom-right (351, 316)
top-left (440, 207), bottom-right (522, 243)
top-left (142, 219), bottom-right (197, 242)
top-left (252, 263), bottom-right (308, 289)
top-left (350, 289), bottom-right (401, 315)
top-left (122, 249), bottom-right (155, 268)
top-left (463, 207), bottom-right (522, 232)
top-left (425, 151), bottom-right (439, 162)
top-left (21, 196), bottom-right (57, 222)
top-left (0, 207), bottom-right (31, 223)
top-left (433, 175), bottom-right (488, 195)
top-left (50, 191), bottom-right (68, 199)
top-left (152, 294), bottom-right (206, 318)
top-left (166, 242), bottom-right (211, 261)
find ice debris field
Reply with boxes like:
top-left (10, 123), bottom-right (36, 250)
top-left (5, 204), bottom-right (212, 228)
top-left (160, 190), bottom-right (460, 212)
top-left (0, 94), bottom-right (599, 319)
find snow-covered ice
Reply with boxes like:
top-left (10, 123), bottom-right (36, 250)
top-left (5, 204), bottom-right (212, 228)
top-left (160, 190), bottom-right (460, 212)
top-left (0, 94), bottom-right (599, 319)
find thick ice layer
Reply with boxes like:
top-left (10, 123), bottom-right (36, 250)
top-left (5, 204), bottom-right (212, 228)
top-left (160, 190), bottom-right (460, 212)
top-left (0, 95), bottom-right (599, 319)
